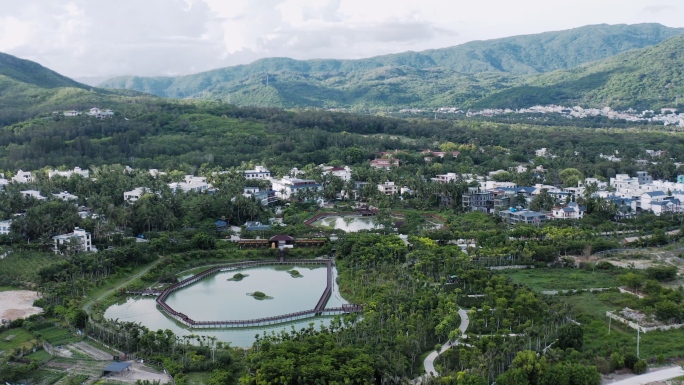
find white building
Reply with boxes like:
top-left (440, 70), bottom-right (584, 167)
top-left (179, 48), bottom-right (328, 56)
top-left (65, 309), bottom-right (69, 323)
top-left (434, 173), bottom-right (459, 184)
top-left (12, 170), bottom-right (33, 184)
top-left (48, 167), bottom-right (90, 179)
top-left (168, 175), bottom-right (211, 193)
top-left (244, 166), bottom-right (271, 180)
top-left (535, 148), bottom-right (548, 157)
top-left (63, 110), bottom-right (81, 117)
top-left (0, 220), bottom-right (12, 235)
top-left (271, 176), bottom-right (322, 200)
top-left (124, 187), bottom-right (151, 203)
top-left (550, 202), bottom-right (586, 219)
top-left (53, 191), bottom-right (78, 201)
top-left (53, 227), bottom-right (93, 254)
top-left (322, 166), bottom-right (352, 181)
top-left (378, 181), bottom-right (398, 195)
top-left (20, 190), bottom-right (46, 200)
top-left (87, 108), bottom-right (114, 118)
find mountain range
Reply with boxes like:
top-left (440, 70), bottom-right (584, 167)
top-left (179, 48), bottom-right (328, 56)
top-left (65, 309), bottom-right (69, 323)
top-left (98, 23), bottom-right (684, 110)
top-left (0, 22), bottom-right (683, 123)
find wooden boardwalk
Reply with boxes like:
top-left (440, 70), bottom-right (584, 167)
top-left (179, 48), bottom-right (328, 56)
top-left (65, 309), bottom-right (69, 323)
top-left (155, 259), bottom-right (361, 329)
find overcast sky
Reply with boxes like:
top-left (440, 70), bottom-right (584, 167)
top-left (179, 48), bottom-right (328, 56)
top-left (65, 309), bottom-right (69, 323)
top-left (0, 0), bottom-right (682, 81)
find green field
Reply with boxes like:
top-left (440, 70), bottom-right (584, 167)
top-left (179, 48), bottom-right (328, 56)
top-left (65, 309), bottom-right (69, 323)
top-left (0, 328), bottom-right (38, 354)
top-left (559, 292), bottom-right (684, 359)
top-left (501, 268), bottom-right (622, 292)
top-left (18, 369), bottom-right (67, 385)
top-left (0, 252), bottom-right (62, 285)
top-left (34, 325), bottom-right (82, 346)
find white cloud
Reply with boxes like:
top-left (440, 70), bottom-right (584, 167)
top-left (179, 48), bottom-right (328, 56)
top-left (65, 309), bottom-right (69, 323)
top-left (0, 0), bottom-right (681, 79)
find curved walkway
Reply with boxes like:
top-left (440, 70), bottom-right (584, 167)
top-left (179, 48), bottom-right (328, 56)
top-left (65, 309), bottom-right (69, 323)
top-left (606, 366), bottom-right (684, 385)
top-left (422, 308), bottom-right (470, 379)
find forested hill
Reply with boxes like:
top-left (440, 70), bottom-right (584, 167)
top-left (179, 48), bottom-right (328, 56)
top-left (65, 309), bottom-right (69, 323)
top-left (0, 52), bottom-right (155, 127)
top-left (0, 52), bottom-right (87, 89)
top-left (474, 34), bottom-right (684, 110)
top-left (98, 23), bottom-right (684, 109)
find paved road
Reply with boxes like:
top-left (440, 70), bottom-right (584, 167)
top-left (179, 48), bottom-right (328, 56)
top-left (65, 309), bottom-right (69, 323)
top-left (606, 366), bottom-right (684, 385)
top-left (423, 308), bottom-right (470, 377)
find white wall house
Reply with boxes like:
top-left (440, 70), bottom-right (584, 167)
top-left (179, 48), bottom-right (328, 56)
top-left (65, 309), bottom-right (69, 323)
top-left (550, 202), bottom-right (586, 219)
top-left (12, 170), bottom-right (33, 184)
top-left (0, 220), bottom-right (12, 235)
top-left (20, 190), bottom-right (46, 200)
top-left (168, 175), bottom-right (211, 193)
top-left (53, 191), bottom-right (78, 201)
top-left (49, 167), bottom-right (90, 179)
top-left (377, 181), bottom-right (398, 195)
top-left (53, 227), bottom-right (93, 254)
top-left (244, 166), bottom-right (271, 180)
top-left (124, 187), bottom-right (151, 203)
top-left (434, 173), bottom-right (458, 184)
top-left (322, 166), bottom-right (352, 181)
top-left (271, 176), bottom-right (322, 200)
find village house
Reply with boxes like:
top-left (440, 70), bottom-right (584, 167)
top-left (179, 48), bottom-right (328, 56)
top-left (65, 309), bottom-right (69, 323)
top-left (462, 187), bottom-right (494, 214)
top-left (124, 187), bottom-right (152, 203)
top-left (321, 165), bottom-right (352, 181)
top-left (244, 166), bottom-right (271, 180)
top-left (271, 176), bottom-right (322, 200)
top-left (550, 202), bottom-right (586, 219)
top-left (168, 175), bottom-right (211, 193)
top-left (63, 110), bottom-right (81, 117)
top-left (377, 181), bottom-right (398, 195)
top-left (53, 227), bottom-right (93, 254)
top-left (0, 219), bottom-right (12, 235)
top-left (48, 167), bottom-right (90, 179)
top-left (370, 158), bottom-right (399, 170)
top-left (434, 173), bottom-right (459, 184)
top-left (498, 208), bottom-right (547, 225)
top-left (52, 191), bottom-right (78, 201)
top-left (20, 190), bottom-right (46, 200)
top-left (12, 170), bottom-right (33, 183)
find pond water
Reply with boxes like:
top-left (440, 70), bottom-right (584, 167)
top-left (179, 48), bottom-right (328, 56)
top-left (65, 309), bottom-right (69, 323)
top-left (311, 215), bottom-right (379, 232)
top-left (104, 265), bottom-right (348, 347)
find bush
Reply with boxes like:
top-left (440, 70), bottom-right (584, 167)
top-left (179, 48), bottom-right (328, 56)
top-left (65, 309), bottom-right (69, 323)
top-left (624, 353), bottom-right (638, 370)
top-left (610, 352), bottom-right (625, 371)
top-left (633, 360), bottom-right (648, 374)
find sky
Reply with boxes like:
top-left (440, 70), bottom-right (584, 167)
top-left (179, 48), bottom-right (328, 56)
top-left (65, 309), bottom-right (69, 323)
top-left (0, 0), bottom-right (683, 82)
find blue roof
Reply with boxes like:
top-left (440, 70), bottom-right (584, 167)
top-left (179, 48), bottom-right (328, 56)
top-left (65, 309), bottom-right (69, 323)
top-left (215, 220), bottom-right (227, 227)
top-left (645, 191), bottom-right (666, 197)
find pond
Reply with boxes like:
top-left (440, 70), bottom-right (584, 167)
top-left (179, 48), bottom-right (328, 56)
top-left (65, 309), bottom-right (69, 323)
top-left (311, 215), bottom-right (379, 232)
top-left (104, 264), bottom-right (349, 347)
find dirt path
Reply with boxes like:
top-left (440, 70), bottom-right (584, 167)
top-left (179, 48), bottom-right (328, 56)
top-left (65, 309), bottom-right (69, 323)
top-left (82, 256), bottom-right (166, 316)
top-left (70, 341), bottom-right (112, 360)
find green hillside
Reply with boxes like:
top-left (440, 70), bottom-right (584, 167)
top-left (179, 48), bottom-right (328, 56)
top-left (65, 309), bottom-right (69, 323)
top-left (0, 52), bottom-right (87, 89)
top-left (99, 23), bottom-right (684, 109)
top-left (0, 52), bottom-right (156, 127)
top-left (475, 34), bottom-right (684, 109)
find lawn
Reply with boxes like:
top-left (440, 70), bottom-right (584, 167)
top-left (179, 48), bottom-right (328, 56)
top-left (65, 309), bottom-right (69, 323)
top-left (18, 369), bottom-right (67, 385)
top-left (35, 325), bottom-right (82, 346)
top-left (501, 268), bottom-right (623, 292)
top-left (186, 372), bottom-right (212, 385)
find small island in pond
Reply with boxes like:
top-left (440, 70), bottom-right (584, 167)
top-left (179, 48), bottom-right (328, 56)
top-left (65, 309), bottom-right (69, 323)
top-left (228, 273), bottom-right (249, 281)
top-left (247, 291), bottom-right (273, 300)
top-left (287, 269), bottom-right (303, 278)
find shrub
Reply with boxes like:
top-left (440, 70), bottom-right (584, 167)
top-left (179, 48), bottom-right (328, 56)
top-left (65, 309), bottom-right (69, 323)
top-left (633, 360), bottom-right (648, 374)
top-left (624, 353), bottom-right (638, 370)
top-left (609, 352), bottom-right (625, 371)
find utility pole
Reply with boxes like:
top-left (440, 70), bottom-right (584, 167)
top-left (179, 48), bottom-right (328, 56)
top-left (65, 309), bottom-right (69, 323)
top-left (637, 327), bottom-right (640, 358)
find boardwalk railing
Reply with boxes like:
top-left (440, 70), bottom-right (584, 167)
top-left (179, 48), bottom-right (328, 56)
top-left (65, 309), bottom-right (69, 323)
top-left (154, 259), bottom-right (361, 329)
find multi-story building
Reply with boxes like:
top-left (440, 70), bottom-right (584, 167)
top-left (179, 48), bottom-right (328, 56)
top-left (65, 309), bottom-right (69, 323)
top-left (322, 166), bottom-right (352, 181)
top-left (271, 176), bottom-right (322, 200)
top-left (462, 187), bottom-right (494, 213)
top-left (53, 227), bottom-right (93, 254)
top-left (0, 220), bottom-right (12, 235)
top-left (377, 181), bottom-right (398, 195)
top-left (12, 170), bottom-right (33, 184)
top-left (20, 190), bottom-right (46, 200)
top-left (53, 191), bottom-right (78, 201)
top-left (244, 166), bottom-right (271, 180)
top-left (168, 175), bottom-right (211, 193)
top-left (124, 187), bottom-right (152, 203)
top-left (499, 209), bottom-right (547, 225)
